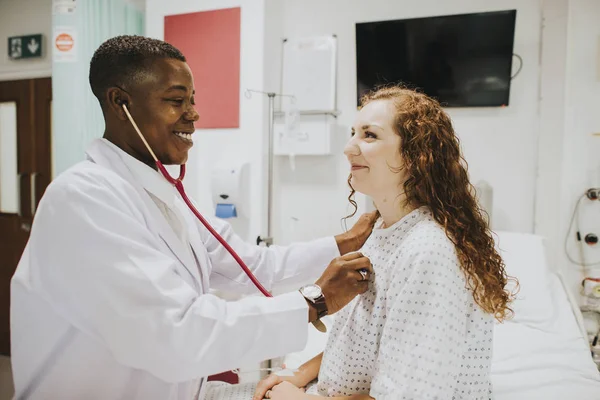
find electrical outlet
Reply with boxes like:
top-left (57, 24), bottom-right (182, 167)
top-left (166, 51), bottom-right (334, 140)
top-left (582, 279), bottom-right (600, 312)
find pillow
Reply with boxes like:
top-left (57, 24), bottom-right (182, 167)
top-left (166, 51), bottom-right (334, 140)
top-left (492, 231), bottom-right (557, 326)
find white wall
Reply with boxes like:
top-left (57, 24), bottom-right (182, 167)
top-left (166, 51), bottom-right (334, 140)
top-left (0, 0), bottom-right (52, 81)
top-left (535, 0), bottom-right (568, 272)
top-left (146, 0), bottom-right (268, 243)
top-left (144, 0), bottom-right (600, 300)
top-left (554, 0), bottom-right (600, 296)
top-left (268, 0), bottom-right (542, 245)
top-left (144, 0), bottom-right (549, 248)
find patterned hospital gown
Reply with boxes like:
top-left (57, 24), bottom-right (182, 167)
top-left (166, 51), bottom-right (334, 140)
top-left (306, 207), bottom-right (493, 399)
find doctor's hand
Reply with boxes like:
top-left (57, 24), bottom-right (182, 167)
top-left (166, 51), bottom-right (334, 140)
top-left (316, 252), bottom-right (372, 316)
top-left (335, 211), bottom-right (379, 255)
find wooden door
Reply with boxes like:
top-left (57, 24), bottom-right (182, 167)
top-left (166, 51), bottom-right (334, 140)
top-left (0, 78), bottom-right (52, 356)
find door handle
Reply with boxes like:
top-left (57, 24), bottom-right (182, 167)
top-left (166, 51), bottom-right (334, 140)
top-left (31, 172), bottom-right (38, 215)
top-left (16, 172), bottom-right (38, 218)
top-left (17, 172), bottom-right (23, 217)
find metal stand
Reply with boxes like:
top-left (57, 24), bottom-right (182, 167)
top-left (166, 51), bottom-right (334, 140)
top-left (244, 88), bottom-right (341, 377)
top-left (245, 89), bottom-right (294, 247)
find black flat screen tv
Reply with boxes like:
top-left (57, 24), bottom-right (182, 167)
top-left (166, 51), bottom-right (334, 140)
top-left (355, 10), bottom-right (517, 107)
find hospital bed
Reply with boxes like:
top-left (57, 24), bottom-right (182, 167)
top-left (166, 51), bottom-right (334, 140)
top-left (279, 231), bottom-right (600, 399)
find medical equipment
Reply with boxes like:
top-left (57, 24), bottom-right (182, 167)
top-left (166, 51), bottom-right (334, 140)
top-left (244, 89), bottom-right (295, 247)
top-left (121, 104), bottom-right (272, 298)
top-left (273, 115), bottom-right (335, 156)
top-left (582, 277), bottom-right (600, 312)
top-left (564, 190), bottom-right (600, 267)
top-left (210, 163), bottom-right (250, 219)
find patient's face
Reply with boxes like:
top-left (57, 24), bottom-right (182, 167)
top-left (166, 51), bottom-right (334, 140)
top-left (344, 99), bottom-right (405, 199)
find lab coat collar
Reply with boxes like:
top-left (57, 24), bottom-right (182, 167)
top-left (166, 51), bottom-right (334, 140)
top-left (98, 139), bottom-right (176, 209)
top-left (85, 138), bottom-right (204, 292)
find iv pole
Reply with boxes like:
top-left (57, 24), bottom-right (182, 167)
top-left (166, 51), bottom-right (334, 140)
top-left (245, 89), bottom-right (295, 247)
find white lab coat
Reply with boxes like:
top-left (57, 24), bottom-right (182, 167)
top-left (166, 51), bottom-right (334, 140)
top-left (10, 139), bottom-right (339, 400)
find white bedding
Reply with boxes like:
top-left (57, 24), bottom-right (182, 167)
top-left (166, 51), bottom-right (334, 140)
top-left (281, 231), bottom-right (600, 399)
top-left (491, 231), bottom-right (600, 399)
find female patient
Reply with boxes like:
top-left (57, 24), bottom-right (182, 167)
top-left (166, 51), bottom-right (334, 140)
top-left (253, 86), bottom-right (515, 400)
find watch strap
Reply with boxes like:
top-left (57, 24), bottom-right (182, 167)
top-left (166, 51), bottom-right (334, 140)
top-left (311, 319), bottom-right (327, 333)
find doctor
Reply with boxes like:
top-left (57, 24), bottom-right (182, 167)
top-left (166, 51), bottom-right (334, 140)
top-left (10, 35), bottom-right (376, 400)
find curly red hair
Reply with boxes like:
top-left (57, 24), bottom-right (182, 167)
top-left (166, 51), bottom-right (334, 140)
top-left (349, 85), bottom-right (516, 321)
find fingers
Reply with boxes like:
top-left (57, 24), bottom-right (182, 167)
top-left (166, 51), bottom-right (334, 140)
top-left (340, 251), bottom-right (364, 261)
top-left (355, 279), bottom-right (370, 294)
top-left (252, 374), bottom-right (282, 400)
top-left (338, 254), bottom-right (373, 283)
top-left (265, 382), bottom-right (297, 399)
top-left (363, 210), bottom-right (379, 224)
top-left (344, 257), bottom-right (373, 273)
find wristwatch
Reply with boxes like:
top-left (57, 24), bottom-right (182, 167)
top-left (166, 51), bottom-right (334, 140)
top-left (299, 284), bottom-right (328, 332)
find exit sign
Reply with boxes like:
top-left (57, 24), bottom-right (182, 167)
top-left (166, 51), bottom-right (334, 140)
top-left (8, 34), bottom-right (43, 60)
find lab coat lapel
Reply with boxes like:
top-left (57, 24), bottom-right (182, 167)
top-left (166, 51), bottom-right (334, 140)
top-left (86, 140), bottom-right (204, 291)
top-left (175, 201), bottom-right (211, 294)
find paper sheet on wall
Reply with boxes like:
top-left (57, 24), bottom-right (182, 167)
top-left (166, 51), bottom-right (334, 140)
top-left (53, 0), bottom-right (77, 15)
top-left (281, 36), bottom-right (337, 111)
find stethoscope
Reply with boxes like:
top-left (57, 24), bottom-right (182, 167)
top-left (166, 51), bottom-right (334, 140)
top-left (121, 103), bottom-right (272, 298)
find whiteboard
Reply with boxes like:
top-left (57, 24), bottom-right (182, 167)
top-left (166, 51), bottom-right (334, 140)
top-left (281, 35), bottom-right (337, 111)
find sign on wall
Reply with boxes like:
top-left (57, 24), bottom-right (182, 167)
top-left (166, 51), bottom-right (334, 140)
top-left (7, 34), bottom-right (43, 60)
top-left (52, 26), bottom-right (77, 63)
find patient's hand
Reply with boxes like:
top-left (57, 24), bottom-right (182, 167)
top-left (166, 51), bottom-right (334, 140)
top-left (253, 374), bottom-right (283, 400)
top-left (253, 373), bottom-right (306, 400)
top-left (263, 381), bottom-right (307, 400)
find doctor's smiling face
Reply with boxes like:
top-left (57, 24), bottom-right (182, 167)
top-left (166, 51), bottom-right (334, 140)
top-left (90, 36), bottom-right (199, 167)
top-left (116, 58), bottom-right (199, 166)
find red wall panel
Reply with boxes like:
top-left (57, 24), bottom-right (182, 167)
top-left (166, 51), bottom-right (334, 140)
top-left (164, 8), bottom-right (241, 129)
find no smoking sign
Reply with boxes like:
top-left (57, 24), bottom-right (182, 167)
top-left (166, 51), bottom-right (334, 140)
top-left (53, 26), bottom-right (77, 62)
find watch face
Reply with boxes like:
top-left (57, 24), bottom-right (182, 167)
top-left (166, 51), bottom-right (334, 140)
top-left (301, 284), bottom-right (322, 299)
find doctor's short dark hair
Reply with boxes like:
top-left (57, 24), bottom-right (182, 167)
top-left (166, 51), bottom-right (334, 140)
top-left (89, 35), bottom-right (186, 106)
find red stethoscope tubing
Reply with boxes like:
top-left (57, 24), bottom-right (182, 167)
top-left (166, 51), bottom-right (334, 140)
top-left (157, 162), bottom-right (272, 297)
top-left (122, 104), bottom-right (272, 297)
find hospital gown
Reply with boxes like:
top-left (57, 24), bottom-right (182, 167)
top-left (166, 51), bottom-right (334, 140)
top-left (307, 207), bottom-right (494, 399)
